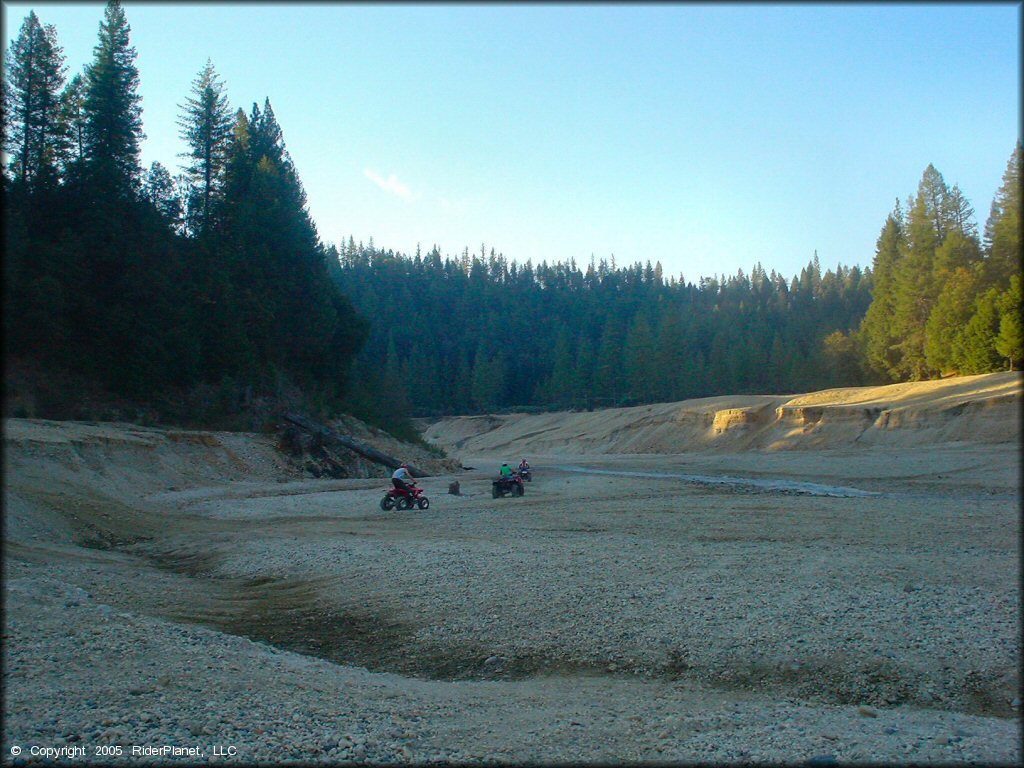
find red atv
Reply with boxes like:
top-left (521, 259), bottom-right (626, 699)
top-left (380, 484), bottom-right (430, 511)
top-left (492, 471), bottom-right (525, 498)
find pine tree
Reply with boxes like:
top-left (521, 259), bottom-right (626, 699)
top-left (624, 313), bottom-right (655, 403)
top-left (890, 166), bottom-right (951, 379)
top-left (82, 0), bottom-right (144, 198)
top-left (822, 330), bottom-right (864, 386)
top-left (653, 309), bottom-right (687, 401)
top-left (983, 142), bottom-right (1022, 288)
top-left (177, 59), bottom-right (233, 234)
top-left (3, 11), bottom-right (67, 188)
top-left (573, 342), bottom-right (595, 408)
top-left (767, 334), bottom-right (788, 392)
top-left (470, 342), bottom-right (503, 411)
top-left (860, 203), bottom-right (905, 380)
top-left (707, 328), bottom-right (731, 394)
top-left (213, 98), bottom-right (366, 390)
top-left (383, 333), bottom-right (412, 423)
top-left (593, 316), bottom-right (624, 405)
top-left (932, 228), bottom-right (982, 283)
top-left (924, 266), bottom-right (980, 374)
top-left (955, 288), bottom-right (1004, 373)
top-left (944, 184), bottom-right (977, 240)
top-left (549, 325), bottom-right (577, 407)
top-left (922, 185), bottom-right (984, 375)
top-left (994, 274), bottom-right (1023, 370)
top-left (218, 108), bottom-right (251, 214)
top-left (143, 161), bottom-right (181, 225)
top-left (56, 73), bottom-right (87, 181)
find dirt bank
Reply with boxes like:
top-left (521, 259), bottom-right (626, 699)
top-left (423, 371), bottom-right (1021, 456)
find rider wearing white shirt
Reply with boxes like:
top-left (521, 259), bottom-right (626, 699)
top-left (392, 463), bottom-right (415, 491)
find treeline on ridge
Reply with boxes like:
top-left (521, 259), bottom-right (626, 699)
top-left (3, 1), bottom-right (1020, 435)
top-left (333, 144), bottom-right (1021, 428)
top-left (333, 247), bottom-right (872, 424)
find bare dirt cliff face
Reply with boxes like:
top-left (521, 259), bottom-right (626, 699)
top-left (423, 372), bottom-right (1022, 456)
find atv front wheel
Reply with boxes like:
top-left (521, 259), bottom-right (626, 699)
top-left (417, 497), bottom-right (430, 510)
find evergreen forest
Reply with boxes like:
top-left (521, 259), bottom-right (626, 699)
top-left (3, 2), bottom-right (1021, 436)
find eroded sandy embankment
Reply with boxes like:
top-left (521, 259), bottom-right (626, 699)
top-left (422, 371), bottom-right (1022, 456)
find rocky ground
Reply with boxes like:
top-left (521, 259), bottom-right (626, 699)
top-left (2, 375), bottom-right (1021, 765)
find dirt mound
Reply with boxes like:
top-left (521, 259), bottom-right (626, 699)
top-left (424, 372), bottom-right (1022, 456)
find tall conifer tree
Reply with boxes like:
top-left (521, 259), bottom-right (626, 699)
top-left (82, 0), bottom-right (143, 198)
top-left (214, 99), bottom-right (366, 389)
top-left (983, 142), bottom-right (1022, 287)
top-left (890, 166), bottom-right (951, 378)
top-left (178, 59), bottom-right (233, 234)
top-left (859, 202), bottom-right (905, 380)
top-left (3, 11), bottom-right (66, 187)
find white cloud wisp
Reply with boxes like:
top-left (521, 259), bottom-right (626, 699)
top-left (363, 169), bottom-right (421, 201)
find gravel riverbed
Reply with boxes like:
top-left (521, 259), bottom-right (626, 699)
top-left (3, 421), bottom-right (1021, 765)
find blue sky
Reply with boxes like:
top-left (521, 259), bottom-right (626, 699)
top-left (3, 2), bottom-right (1020, 281)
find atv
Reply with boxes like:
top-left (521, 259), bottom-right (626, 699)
top-left (492, 472), bottom-right (525, 498)
top-left (380, 484), bottom-right (430, 511)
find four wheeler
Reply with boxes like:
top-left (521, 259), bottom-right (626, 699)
top-left (380, 484), bottom-right (430, 511)
top-left (492, 471), bottom-right (525, 498)
top-left (380, 464), bottom-right (534, 510)
top-left (518, 466), bottom-right (532, 482)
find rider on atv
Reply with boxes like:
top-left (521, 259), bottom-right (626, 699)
top-left (493, 462), bottom-right (524, 498)
top-left (392, 463), bottom-right (416, 493)
top-left (518, 458), bottom-right (532, 481)
top-left (382, 463), bottom-right (430, 511)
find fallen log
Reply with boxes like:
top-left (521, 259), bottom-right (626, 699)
top-left (282, 412), bottom-right (431, 477)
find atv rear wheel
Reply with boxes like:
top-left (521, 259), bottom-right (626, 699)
top-left (514, 483), bottom-right (524, 497)
top-left (380, 496), bottom-right (395, 511)
top-left (396, 496), bottom-right (412, 510)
